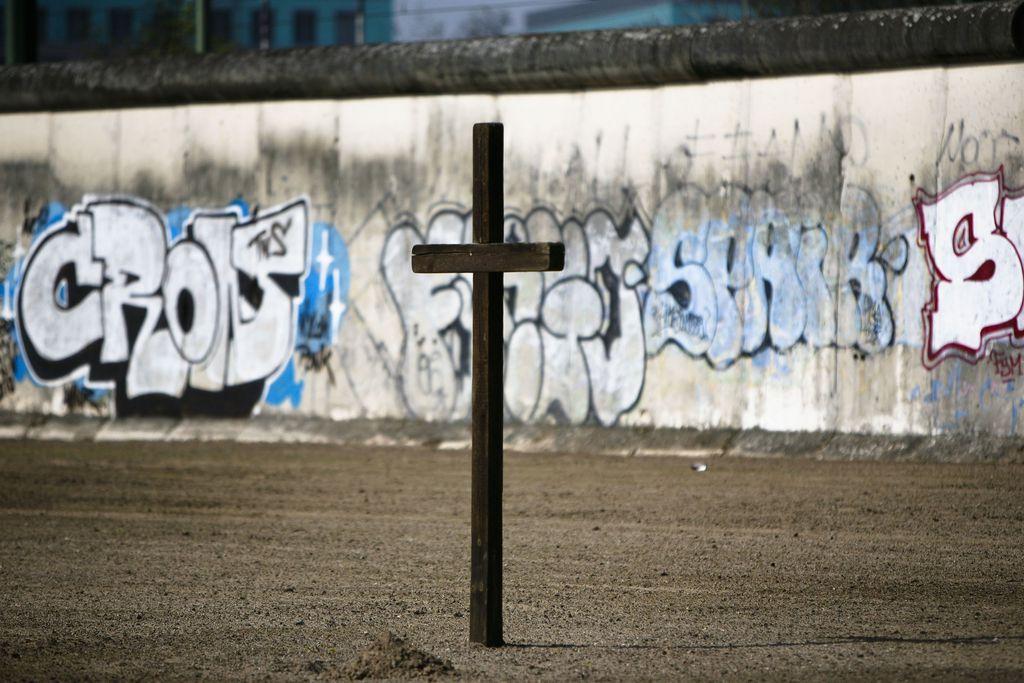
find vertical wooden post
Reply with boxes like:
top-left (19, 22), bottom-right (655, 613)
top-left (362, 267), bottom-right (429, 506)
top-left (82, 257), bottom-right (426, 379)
top-left (470, 122), bottom-right (504, 647)
top-left (411, 124), bottom-right (562, 646)
top-left (4, 0), bottom-right (37, 65)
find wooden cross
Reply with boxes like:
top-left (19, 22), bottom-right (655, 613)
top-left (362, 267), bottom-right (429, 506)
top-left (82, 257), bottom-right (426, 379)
top-left (411, 123), bottom-right (565, 646)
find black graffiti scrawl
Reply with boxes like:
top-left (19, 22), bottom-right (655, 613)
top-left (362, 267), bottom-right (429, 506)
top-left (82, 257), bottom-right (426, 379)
top-left (15, 195), bottom-right (310, 416)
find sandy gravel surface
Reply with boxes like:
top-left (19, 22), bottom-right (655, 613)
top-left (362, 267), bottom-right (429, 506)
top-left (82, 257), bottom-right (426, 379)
top-left (0, 440), bottom-right (1021, 680)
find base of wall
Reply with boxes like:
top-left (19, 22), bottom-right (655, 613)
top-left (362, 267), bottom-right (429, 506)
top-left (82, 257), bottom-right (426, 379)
top-left (1, 414), bottom-right (1020, 463)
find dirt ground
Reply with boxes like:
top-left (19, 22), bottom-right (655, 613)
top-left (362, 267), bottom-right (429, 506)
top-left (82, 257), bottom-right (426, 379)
top-left (0, 440), bottom-right (1021, 680)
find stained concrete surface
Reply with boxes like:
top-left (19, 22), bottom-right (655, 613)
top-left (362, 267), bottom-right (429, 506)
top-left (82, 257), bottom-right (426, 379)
top-left (4, 415), bottom-right (1023, 463)
top-left (0, 440), bottom-right (1021, 680)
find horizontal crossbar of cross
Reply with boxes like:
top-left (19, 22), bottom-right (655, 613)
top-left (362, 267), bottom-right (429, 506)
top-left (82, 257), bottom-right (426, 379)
top-left (411, 242), bottom-right (565, 274)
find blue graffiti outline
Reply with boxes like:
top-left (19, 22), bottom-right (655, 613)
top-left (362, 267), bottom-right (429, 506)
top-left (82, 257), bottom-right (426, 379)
top-left (265, 221), bottom-right (350, 408)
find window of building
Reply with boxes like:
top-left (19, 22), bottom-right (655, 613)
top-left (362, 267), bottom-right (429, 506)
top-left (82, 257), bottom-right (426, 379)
top-left (37, 8), bottom-right (48, 45)
top-left (210, 9), bottom-right (232, 44)
top-left (293, 10), bottom-right (316, 46)
top-left (251, 7), bottom-right (275, 48)
top-left (334, 11), bottom-right (356, 45)
top-left (66, 8), bottom-right (91, 43)
top-left (109, 8), bottom-right (133, 45)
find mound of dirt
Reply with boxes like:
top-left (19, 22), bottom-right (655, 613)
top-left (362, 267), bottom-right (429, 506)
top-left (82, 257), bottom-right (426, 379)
top-left (342, 632), bottom-right (455, 680)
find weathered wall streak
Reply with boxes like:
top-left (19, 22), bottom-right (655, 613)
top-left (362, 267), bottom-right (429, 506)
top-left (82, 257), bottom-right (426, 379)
top-left (1, 63), bottom-right (1023, 435)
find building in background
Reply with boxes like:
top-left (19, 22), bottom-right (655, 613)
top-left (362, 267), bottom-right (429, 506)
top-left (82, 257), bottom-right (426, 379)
top-left (203, 0), bottom-right (393, 50)
top-left (526, 0), bottom-right (745, 33)
top-left (12, 0), bottom-right (392, 61)
top-left (525, 0), bottom-right (989, 33)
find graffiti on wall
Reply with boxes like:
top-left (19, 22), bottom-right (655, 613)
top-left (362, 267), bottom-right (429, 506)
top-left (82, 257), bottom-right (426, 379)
top-left (383, 209), bottom-right (472, 422)
top-left (15, 196), bottom-right (311, 415)
top-left (3, 194), bottom-right (351, 416)
top-left (6, 168), bottom-right (1024, 423)
top-left (0, 237), bottom-right (21, 401)
top-left (382, 184), bottom-right (912, 426)
top-left (383, 206), bottom-right (649, 427)
top-left (503, 208), bottom-right (649, 427)
top-left (916, 169), bottom-right (1024, 369)
top-left (645, 185), bottom-right (908, 368)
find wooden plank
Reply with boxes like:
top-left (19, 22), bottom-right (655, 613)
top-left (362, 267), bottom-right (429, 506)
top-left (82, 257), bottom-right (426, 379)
top-left (470, 122), bottom-right (505, 647)
top-left (411, 242), bottom-right (565, 274)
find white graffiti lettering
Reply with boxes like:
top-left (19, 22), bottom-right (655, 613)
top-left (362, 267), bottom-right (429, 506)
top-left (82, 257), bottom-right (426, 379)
top-left (382, 206), bottom-right (649, 426)
top-left (644, 186), bottom-right (908, 368)
top-left (916, 169), bottom-right (1024, 368)
top-left (383, 186), bottom-right (912, 426)
top-left (15, 195), bottom-right (310, 415)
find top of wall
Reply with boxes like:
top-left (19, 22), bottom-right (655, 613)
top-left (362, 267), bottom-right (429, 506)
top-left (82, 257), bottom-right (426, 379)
top-left (0, 1), bottom-right (1021, 113)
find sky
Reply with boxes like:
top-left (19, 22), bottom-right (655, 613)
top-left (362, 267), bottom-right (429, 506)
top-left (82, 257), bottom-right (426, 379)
top-left (391, 0), bottom-right (582, 41)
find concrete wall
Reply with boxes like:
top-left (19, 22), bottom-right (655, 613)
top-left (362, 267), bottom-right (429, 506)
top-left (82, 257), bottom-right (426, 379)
top-left (1, 61), bottom-right (1023, 436)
